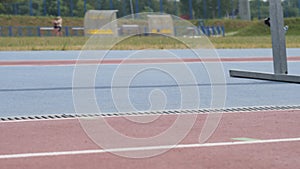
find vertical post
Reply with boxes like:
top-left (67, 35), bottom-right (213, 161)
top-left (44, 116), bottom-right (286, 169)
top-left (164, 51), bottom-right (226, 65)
top-left (283, 0), bottom-right (287, 17)
top-left (43, 0), bottom-right (46, 16)
top-left (37, 27), bottom-right (41, 37)
top-left (230, 0), bottom-right (234, 18)
top-left (217, 0), bottom-right (221, 18)
top-left (70, 0), bottom-right (74, 17)
top-left (57, 0), bottom-right (61, 16)
top-left (160, 0), bottom-right (163, 13)
top-left (221, 26), bottom-right (225, 37)
top-left (269, 0), bottom-right (288, 74)
top-left (84, 0), bottom-right (87, 13)
top-left (98, 0), bottom-right (101, 10)
top-left (298, 0), bottom-right (300, 16)
top-left (148, 0), bottom-right (152, 9)
top-left (188, 0), bottom-right (193, 19)
top-left (135, 0), bottom-right (139, 13)
top-left (29, 0), bottom-right (33, 16)
top-left (203, 0), bottom-right (207, 19)
top-left (130, 0), bottom-right (134, 19)
top-left (8, 26), bottom-right (13, 37)
top-left (27, 27), bottom-right (32, 37)
top-left (122, 0), bottom-right (126, 16)
top-left (229, 0), bottom-right (300, 83)
top-left (13, 3), bottom-right (17, 15)
top-left (18, 27), bottom-right (22, 36)
top-left (174, 0), bottom-right (178, 16)
top-left (110, 0), bottom-right (113, 9)
top-left (65, 27), bottom-right (69, 36)
top-left (258, 0), bottom-right (261, 19)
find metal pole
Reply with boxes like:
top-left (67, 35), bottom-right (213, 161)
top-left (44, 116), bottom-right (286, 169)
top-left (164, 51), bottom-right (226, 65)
top-left (84, 0), bottom-right (86, 13)
top-left (298, 0), bottom-right (300, 16)
top-left (229, 0), bottom-right (300, 83)
top-left (135, 0), bottom-right (139, 13)
top-left (70, 0), bottom-right (73, 17)
top-left (29, 0), bottom-right (33, 16)
top-left (130, 0), bottom-right (134, 19)
top-left (122, 0), bottom-right (126, 16)
top-left (43, 0), bottom-right (46, 16)
top-left (203, 0), bottom-right (207, 19)
top-left (217, 0), bottom-right (221, 18)
top-left (160, 0), bottom-right (163, 13)
top-left (188, 0), bottom-right (193, 19)
top-left (14, 3), bottom-right (17, 15)
top-left (98, 0), bottom-right (101, 10)
top-left (148, 0), bottom-right (152, 9)
top-left (57, 0), bottom-right (61, 16)
top-left (174, 0), bottom-right (178, 16)
top-left (270, 0), bottom-right (288, 74)
top-left (110, 0), bottom-right (113, 9)
top-left (231, 0), bottom-right (234, 18)
top-left (258, 0), bottom-right (261, 19)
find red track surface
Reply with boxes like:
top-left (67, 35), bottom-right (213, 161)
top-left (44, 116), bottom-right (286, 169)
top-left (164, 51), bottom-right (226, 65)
top-left (0, 110), bottom-right (300, 169)
top-left (0, 56), bottom-right (300, 66)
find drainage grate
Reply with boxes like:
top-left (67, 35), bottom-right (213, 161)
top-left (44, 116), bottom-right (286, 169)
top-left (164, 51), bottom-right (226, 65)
top-left (1, 105), bottom-right (300, 122)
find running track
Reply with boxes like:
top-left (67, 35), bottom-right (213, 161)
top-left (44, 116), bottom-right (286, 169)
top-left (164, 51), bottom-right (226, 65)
top-left (0, 109), bottom-right (299, 169)
top-left (0, 56), bottom-right (300, 66)
top-left (0, 49), bottom-right (300, 168)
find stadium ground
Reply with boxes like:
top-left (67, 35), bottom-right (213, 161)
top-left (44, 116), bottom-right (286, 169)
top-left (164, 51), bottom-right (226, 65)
top-left (0, 48), bottom-right (299, 168)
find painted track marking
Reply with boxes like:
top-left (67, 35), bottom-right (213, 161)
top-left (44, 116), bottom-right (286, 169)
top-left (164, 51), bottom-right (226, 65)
top-left (0, 56), bottom-right (300, 66)
top-left (0, 137), bottom-right (299, 159)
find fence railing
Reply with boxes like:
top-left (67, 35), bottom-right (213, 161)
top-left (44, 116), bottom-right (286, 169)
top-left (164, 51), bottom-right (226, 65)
top-left (0, 26), bottom-right (84, 37)
top-left (0, 25), bottom-right (225, 37)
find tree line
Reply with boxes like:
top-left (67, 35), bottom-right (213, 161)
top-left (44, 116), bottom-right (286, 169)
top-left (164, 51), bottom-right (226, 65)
top-left (0, 0), bottom-right (299, 19)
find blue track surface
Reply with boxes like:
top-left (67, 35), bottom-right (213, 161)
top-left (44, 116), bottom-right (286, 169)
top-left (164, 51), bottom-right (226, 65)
top-left (0, 49), bottom-right (300, 117)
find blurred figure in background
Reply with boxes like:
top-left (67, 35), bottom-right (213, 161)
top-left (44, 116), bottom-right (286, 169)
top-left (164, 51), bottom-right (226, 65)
top-left (53, 16), bottom-right (63, 36)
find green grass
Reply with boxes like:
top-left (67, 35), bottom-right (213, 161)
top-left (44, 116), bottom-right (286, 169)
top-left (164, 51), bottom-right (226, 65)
top-left (0, 37), bottom-right (87, 50)
top-left (1, 36), bottom-right (300, 51)
top-left (212, 35), bottom-right (300, 48)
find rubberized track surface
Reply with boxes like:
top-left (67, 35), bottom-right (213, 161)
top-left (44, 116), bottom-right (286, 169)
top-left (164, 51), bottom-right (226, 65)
top-left (1, 49), bottom-right (300, 116)
top-left (0, 49), bottom-right (300, 168)
top-left (0, 56), bottom-right (300, 66)
top-left (0, 109), bottom-right (299, 169)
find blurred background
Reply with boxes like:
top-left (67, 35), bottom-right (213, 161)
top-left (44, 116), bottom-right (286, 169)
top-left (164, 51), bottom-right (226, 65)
top-left (0, 0), bottom-right (300, 20)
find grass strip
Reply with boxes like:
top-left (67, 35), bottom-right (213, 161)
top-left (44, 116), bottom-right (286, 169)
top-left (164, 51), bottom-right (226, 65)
top-left (0, 36), bottom-right (299, 51)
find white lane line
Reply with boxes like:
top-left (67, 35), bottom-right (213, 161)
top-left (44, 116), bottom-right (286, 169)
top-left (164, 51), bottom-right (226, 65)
top-left (0, 137), bottom-right (299, 159)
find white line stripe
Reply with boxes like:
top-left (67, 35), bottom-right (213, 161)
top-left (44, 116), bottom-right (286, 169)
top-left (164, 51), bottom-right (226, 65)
top-left (0, 137), bottom-right (299, 159)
